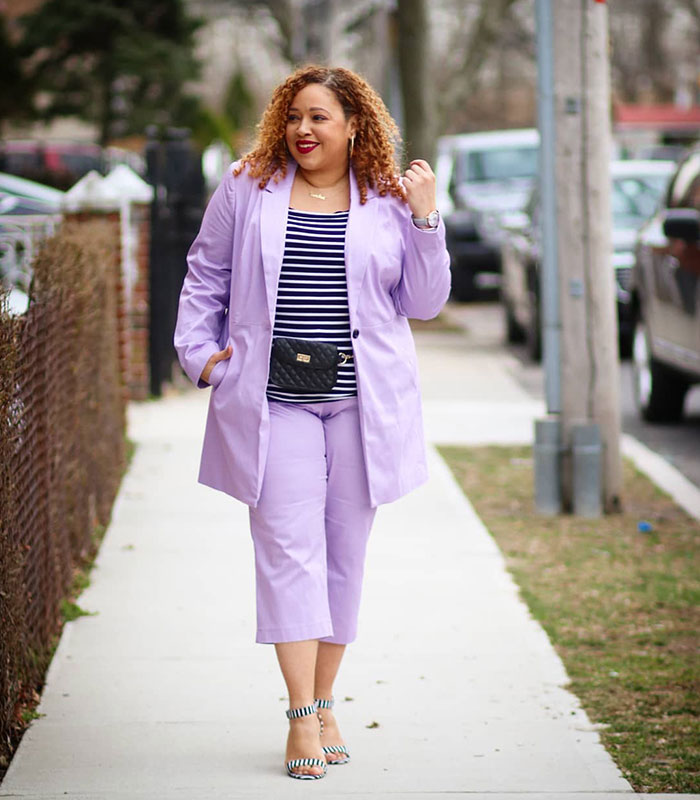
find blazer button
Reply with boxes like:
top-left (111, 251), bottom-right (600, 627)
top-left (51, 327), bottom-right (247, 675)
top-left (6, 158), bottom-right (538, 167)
top-left (352, 329), bottom-right (359, 338)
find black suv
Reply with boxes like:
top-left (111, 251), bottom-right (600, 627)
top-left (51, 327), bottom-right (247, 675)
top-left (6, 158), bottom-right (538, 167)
top-left (630, 149), bottom-right (700, 421)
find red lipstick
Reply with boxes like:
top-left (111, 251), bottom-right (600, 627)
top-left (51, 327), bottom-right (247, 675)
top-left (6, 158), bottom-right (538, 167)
top-left (296, 140), bottom-right (319, 154)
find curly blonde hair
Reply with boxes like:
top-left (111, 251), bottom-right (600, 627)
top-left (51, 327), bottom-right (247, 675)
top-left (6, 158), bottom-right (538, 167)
top-left (233, 65), bottom-right (405, 205)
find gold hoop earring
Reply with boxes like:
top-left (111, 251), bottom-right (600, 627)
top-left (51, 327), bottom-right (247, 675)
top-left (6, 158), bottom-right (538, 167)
top-left (348, 134), bottom-right (355, 159)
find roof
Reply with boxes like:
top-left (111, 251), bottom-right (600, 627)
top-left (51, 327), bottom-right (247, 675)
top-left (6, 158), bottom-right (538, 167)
top-left (614, 104), bottom-right (700, 132)
top-left (0, 172), bottom-right (64, 203)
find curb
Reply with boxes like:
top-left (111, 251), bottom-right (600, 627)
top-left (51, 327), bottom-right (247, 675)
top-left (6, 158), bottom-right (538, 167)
top-left (621, 433), bottom-right (700, 521)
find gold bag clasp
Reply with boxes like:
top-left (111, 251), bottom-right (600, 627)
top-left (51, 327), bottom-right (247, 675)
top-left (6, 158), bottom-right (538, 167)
top-left (296, 353), bottom-right (311, 363)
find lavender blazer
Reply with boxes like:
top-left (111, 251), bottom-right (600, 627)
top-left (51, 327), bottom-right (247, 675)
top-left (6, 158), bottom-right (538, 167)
top-left (173, 159), bottom-right (451, 508)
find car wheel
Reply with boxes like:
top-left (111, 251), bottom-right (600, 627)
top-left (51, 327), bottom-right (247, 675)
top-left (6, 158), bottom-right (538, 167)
top-left (632, 317), bottom-right (688, 422)
top-left (526, 289), bottom-right (542, 362)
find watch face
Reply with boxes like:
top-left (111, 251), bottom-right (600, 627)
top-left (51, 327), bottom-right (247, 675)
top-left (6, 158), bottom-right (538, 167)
top-left (427, 210), bottom-right (439, 227)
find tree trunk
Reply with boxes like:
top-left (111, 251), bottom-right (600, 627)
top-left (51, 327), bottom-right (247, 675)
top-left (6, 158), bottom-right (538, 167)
top-left (396, 0), bottom-right (435, 166)
top-left (642, 0), bottom-right (673, 102)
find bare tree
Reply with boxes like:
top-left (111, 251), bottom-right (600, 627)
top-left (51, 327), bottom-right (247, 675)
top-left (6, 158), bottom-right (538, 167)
top-left (608, 0), bottom-right (697, 103)
top-left (436, 0), bottom-right (522, 131)
top-left (678, 0), bottom-right (700, 25)
top-left (397, 0), bottom-right (435, 164)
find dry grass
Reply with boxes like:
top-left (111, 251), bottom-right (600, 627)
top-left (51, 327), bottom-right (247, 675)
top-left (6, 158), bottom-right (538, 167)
top-left (438, 444), bottom-right (700, 793)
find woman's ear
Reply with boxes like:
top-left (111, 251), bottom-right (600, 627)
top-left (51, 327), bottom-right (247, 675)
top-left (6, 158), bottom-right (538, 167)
top-left (348, 115), bottom-right (358, 138)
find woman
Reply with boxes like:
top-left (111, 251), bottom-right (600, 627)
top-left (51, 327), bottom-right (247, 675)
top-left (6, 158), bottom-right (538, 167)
top-left (174, 64), bottom-right (450, 780)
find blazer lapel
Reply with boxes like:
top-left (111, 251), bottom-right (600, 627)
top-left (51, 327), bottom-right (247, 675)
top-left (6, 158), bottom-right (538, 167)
top-left (260, 161), bottom-right (296, 326)
top-left (346, 169), bottom-right (379, 315)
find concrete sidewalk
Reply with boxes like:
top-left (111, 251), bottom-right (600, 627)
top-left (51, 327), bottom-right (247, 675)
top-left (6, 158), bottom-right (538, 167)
top-left (1, 331), bottom-right (697, 799)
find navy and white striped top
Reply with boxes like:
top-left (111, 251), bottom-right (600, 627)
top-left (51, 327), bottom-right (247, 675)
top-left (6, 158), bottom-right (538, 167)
top-left (266, 208), bottom-right (357, 403)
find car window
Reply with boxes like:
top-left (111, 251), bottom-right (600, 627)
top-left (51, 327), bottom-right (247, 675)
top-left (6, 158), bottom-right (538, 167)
top-left (667, 152), bottom-right (700, 209)
top-left (611, 175), bottom-right (670, 228)
top-left (455, 146), bottom-right (538, 184)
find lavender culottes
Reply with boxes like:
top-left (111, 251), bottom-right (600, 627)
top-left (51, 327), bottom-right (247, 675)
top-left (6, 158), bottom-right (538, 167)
top-left (248, 397), bottom-right (377, 645)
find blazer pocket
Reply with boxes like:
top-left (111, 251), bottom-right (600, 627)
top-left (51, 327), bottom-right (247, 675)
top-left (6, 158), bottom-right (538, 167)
top-left (207, 360), bottom-right (226, 388)
top-left (209, 337), bottom-right (233, 389)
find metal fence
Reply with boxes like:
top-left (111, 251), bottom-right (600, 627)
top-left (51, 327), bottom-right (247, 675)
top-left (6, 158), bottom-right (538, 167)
top-left (145, 129), bottom-right (205, 396)
top-left (0, 219), bottom-right (127, 770)
top-left (0, 214), bottom-right (62, 294)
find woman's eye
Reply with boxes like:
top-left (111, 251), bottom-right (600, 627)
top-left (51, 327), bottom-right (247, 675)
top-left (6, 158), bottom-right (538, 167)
top-left (287, 113), bottom-right (327, 122)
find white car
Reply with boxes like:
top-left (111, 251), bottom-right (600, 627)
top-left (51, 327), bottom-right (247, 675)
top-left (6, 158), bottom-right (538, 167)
top-left (436, 128), bottom-right (539, 216)
top-left (500, 158), bottom-right (676, 360)
top-left (436, 129), bottom-right (540, 300)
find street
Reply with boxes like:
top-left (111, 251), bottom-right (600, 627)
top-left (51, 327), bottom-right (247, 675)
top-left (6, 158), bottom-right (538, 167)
top-left (442, 300), bottom-right (700, 490)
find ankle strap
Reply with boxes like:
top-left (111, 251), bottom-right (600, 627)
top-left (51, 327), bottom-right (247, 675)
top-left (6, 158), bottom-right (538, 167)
top-left (314, 697), bottom-right (334, 709)
top-left (286, 703), bottom-right (318, 719)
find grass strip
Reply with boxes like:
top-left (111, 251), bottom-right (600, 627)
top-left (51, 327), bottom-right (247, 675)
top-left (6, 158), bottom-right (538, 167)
top-left (438, 444), bottom-right (699, 794)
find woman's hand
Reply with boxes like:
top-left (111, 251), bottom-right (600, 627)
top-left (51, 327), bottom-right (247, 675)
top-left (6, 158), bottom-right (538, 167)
top-left (402, 159), bottom-right (437, 219)
top-left (200, 344), bottom-right (232, 385)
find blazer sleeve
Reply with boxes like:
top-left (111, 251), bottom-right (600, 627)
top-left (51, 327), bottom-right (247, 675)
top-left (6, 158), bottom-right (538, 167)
top-left (173, 166), bottom-right (236, 389)
top-left (391, 210), bottom-right (452, 320)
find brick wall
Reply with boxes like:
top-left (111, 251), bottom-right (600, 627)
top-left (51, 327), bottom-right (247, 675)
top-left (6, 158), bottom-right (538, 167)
top-left (63, 206), bottom-right (152, 401)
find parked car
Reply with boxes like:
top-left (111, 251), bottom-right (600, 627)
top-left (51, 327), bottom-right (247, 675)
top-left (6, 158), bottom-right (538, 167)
top-left (437, 128), bottom-right (539, 300)
top-left (630, 148), bottom-right (700, 422)
top-left (500, 159), bottom-right (676, 360)
top-left (635, 144), bottom-right (689, 163)
top-left (0, 140), bottom-right (103, 190)
top-left (0, 140), bottom-right (145, 191)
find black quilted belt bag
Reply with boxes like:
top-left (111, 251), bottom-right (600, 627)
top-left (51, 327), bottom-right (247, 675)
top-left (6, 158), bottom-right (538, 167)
top-left (269, 336), bottom-right (353, 393)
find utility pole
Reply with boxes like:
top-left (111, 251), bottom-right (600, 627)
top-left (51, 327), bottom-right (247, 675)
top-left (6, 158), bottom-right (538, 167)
top-left (535, 0), bottom-right (623, 514)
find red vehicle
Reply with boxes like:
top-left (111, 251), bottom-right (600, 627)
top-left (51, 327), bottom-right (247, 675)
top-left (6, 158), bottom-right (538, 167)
top-left (0, 140), bottom-right (104, 190)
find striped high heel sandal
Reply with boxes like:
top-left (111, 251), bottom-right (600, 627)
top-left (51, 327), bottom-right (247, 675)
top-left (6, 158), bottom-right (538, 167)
top-left (315, 697), bottom-right (351, 765)
top-left (285, 703), bottom-right (328, 780)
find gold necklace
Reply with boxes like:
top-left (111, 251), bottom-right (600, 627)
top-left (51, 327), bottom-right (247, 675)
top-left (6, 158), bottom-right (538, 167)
top-left (300, 173), bottom-right (348, 201)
